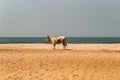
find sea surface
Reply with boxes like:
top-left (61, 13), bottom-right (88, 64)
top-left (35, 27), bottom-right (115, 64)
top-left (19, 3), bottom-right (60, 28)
top-left (0, 37), bottom-right (120, 44)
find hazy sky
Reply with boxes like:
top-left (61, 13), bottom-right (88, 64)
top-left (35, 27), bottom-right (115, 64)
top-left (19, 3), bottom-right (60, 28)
top-left (0, 0), bottom-right (120, 37)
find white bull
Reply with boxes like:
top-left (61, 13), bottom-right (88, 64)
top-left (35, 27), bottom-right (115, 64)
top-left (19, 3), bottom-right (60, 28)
top-left (46, 35), bottom-right (67, 49)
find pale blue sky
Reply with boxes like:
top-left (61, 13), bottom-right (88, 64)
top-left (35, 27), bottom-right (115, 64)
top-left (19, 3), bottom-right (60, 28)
top-left (0, 0), bottom-right (120, 37)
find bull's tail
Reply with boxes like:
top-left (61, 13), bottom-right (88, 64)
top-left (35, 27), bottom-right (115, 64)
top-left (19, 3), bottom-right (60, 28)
top-left (64, 38), bottom-right (67, 46)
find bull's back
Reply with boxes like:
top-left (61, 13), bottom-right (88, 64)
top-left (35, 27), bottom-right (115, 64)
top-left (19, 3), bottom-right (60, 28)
top-left (57, 36), bottom-right (66, 39)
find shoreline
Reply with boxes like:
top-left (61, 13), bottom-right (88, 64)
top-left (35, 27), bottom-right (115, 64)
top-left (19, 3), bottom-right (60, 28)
top-left (0, 43), bottom-right (120, 50)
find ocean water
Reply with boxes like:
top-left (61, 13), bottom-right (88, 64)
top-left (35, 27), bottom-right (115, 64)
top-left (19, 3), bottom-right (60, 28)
top-left (0, 37), bottom-right (120, 44)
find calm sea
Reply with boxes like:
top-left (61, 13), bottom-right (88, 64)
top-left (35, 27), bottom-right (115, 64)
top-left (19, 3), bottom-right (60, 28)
top-left (0, 37), bottom-right (120, 44)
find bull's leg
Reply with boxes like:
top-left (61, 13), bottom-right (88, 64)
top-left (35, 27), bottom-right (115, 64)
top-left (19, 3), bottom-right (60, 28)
top-left (53, 44), bottom-right (56, 50)
top-left (62, 41), bottom-right (67, 50)
top-left (63, 44), bottom-right (66, 50)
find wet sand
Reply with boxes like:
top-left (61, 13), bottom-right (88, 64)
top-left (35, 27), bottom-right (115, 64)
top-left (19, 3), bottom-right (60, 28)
top-left (0, 44), bottom-right (120, 80)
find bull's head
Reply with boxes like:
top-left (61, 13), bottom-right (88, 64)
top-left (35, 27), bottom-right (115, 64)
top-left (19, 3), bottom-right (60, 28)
top-left (46, 35), bottom-right (51, 42)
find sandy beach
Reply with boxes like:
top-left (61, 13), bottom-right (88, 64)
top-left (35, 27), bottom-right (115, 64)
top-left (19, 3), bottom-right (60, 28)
top-left (0, 44), bottom-right (120, 80)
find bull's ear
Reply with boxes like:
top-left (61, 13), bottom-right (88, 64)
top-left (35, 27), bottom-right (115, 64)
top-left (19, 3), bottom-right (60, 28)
top-left (47, 35), bottom-right (49, 38)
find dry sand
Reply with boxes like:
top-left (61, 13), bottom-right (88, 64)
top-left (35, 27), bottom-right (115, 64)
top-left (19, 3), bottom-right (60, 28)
top-left (0, 44), bottom-right (120, 80)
